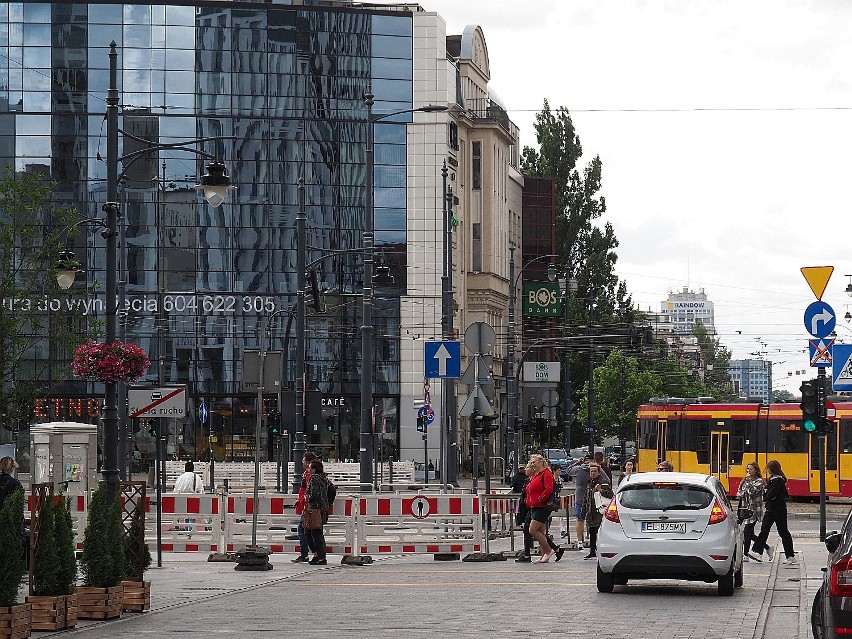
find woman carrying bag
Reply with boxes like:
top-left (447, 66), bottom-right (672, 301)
top-left (303, 459), bottom-right (330, 565)
top-left (524, 455), bottom-right (559, 563)
top-left (579, 462), bottom-right (613, 560)
top-left (750, 459), bottom-right (796, 564)
top-left (736, 461), bottom-right (765, 562)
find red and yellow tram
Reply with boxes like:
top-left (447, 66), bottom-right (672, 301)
top-left (636, 399), bottom-right (852, 497)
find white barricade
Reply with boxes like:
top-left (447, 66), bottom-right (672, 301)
top-left (225, 494), bottom-right (354, 555)
top-left (144, 493), bottom-right (224, 553)
top-left (355, 494), bottom-right (482, 555)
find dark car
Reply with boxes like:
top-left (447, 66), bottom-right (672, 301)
top-left (812, 509), bottom-right (852, 638)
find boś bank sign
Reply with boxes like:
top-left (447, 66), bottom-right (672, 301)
top-left (523, 282), bottom-right (562, 317)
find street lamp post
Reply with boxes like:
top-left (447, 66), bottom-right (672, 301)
top-left (361, 92), bottom-right (447, 490)
top-left (506, 250), bottom-right (557, 473)
top-left (92, 42), bottom-right (233, 504)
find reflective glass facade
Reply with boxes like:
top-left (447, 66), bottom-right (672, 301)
top-left (0, 2), bottom-right (415, 464)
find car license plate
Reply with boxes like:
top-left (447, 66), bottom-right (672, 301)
top-left (641, 521), bottom-right (686, 533)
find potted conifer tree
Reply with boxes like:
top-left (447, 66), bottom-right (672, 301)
top-left (77, 483), bottom-right (124, 620)
top-left (0, 490), bottom-right (30, 639)
top-left (26, 492), bottom-right (77, 630)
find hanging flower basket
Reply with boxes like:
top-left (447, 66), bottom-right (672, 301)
top-left (72, 341), bottom-right (151, 383)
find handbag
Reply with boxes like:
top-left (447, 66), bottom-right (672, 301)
top-left (546, 490), bottom-right (560, 512)
top-left (303, 507), bottom-right (323, 530)
top-left (593, 491), bottom-right (611, 514)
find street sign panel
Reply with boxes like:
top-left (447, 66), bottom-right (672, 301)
top-left (128, 386), bottom-right (187, 418)
top-left (801, 266), bottom-right (834, 300)
top-left (424, 341), bottom-right (461, 378)
top-left (833, 344), bottom-right (852, 391)
top-left (417, 404), bottom-right (435, 425)
top-left (523, 361), bottom-right (560, 383)
top-left (804, 300), bottom-right (836, 339)
top-left (809, 338), bottom-right (835, 368)
top-left (198, 402), bottom-right (209, 424)
top-left (463, 322), bottom-right (496, 354)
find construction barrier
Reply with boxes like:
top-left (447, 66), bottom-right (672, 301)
top-left (144, 493), bottom-right (223, 553)
top-left (225, 494), bottom-right (355, 555)
top-left (355, 494), bottom-right (482, 555)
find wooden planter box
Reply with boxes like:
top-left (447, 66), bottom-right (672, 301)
top-left (77, 586), bottom-right (123, 620)
top-left (0, 603), bottom-right (31, 639)
top-left (120, 580), bottom-right (150, 613)
top-left (25, 595), bottom-right (67, 632)
top-left (64, 593), bottom-right (78, 629)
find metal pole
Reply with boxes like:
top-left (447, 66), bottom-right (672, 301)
top-left (562, 276), bottom-right (572, 454)
top-left (360, 91), bottom-right (375, 490)
top-left (251, 319), bottom-right (267, 548)
top-left (506, 245), bottom-right (518, 477)
top-left (103, 41), bottom-right (120, 505)
top-left (155, 426), bottom-right (162, 567)
top-left (588, 338), bottom-right (595, 458)
top-left (818, 367), bottom-right (827, 541)
top-left (423, 432), bottom-right (429, 485)
top-left (444, 181), bottom-right (458, 486)
top-left (292, 175), bottom-right (306, 491)
top-left (440, 163), bottom-right (449, 493)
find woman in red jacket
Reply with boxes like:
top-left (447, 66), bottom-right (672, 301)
top-left (525, 454), bottom-right (558, 563)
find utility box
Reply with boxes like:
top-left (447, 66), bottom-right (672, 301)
top-left (30, 421), bottom-right (99, 494)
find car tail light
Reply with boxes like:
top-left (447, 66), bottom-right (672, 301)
top-left (830, 557), bottom-right (852, 597)
top-left (707, 498), bottom-right (727, 525)
top-left (836, 629), bottom-right (852, 635)
top-left (604, 499), bottom-right (619, 523)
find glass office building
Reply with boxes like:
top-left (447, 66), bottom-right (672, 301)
top-left (0, 1), bottom-right (427, 465)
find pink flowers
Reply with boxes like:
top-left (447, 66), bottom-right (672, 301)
top-left (72, 341), bottom-right (151, 383)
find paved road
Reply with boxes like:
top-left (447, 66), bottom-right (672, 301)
top-left (32, 512), bottom-right (837, 639)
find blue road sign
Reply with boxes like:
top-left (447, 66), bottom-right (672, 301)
top-left (424, 341), bottom-right (461, 378)
top-left (417, 404), bottom-right (435, 424)
top-left (833, 344), bottom-right (852, 391)
top-left (809, 338), bottom-right (835, 368)
top-left (804, 300), bottom-right (836, 339)
top-left (199, 402), bottom-right (209, 424)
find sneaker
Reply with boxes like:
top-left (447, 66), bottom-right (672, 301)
top-left (555, 547), bottom-right (565, 562)
top-left (765, 546), bottom-right (774, 561)
top-left (783, 555), bottom-right (797, 565)
top-left (308, 557), bottom-right (327, 565)
top-left (515, 555), bottom-right (531, 563)
top-left (747, 553), bottom-right (763, 563)
top-left (534, 551), bottom-right (553, 564)
top-left (583, 552), bottom-right (597, 560)
top-left (291, 556), bottom-right (309, 563)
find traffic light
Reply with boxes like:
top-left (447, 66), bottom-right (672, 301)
top-left (326, 417), bottom-right (334, 432)
top-left (148, 423), bottom-right (158, 438)
top-left (800, 379), bottom-right (818, 433)
top-left (471, 413), bottom-right (499, 436)
top-left (416, 416), bottom-right (425, 432)
top-left (267, 411), bottom-right (281, 436)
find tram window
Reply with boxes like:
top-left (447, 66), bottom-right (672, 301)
top-left (733, 421), bottom-right (754, 452)
top-left (779, 429), bottom-right (807, 453)
top-left (841, 420), bottom-right (852, 454)
top-left (696, 436), bottom-right (709, 465)
top-left (666, 420), bottom-right (679, 451)
top-left (730, 436), bottom-right (744, 466)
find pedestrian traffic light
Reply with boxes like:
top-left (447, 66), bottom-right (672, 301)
top-left (268, 411), bottom-right (281, 436)
top-left (148, 423), bottom-right (158, 438)
top-left (326, 416), bottom-right (334, 432)
top-left (800, 379), bottom-right (818, 432)
top-left (416, 416), bottom-right (425, 432)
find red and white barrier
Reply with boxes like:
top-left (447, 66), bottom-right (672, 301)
top-left (144, 493), bottom-right (224, 553)
top-left (355, 494), bottom-right (482, 555)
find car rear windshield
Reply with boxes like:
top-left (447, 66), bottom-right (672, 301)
top-left (619, 484), bottom-right (714, 511)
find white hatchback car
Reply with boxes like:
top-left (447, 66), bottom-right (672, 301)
top-left (596, 472), bottom-right (744, 596)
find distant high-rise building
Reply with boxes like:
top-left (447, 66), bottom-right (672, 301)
top-left (662, 287), bottom-right (716, 336)
top-left (729, 360), bottom-right (773, 403)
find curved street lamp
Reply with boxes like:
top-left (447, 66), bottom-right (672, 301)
top-left (360, 92), bottom-right (448, 489)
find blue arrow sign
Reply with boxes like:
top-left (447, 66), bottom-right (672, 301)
top-left (833, 344), bottom-right (852, 390)
top-left (424, 341), bottom-right (461, 378)
top-left (198, 402), bottom-right (209, 424)
top-left (417, 404), bottom-right (435, 424)
top-left (804, 300), bottom-right (836, 339)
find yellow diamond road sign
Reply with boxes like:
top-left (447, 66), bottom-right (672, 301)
top-left (801, 266), bottom-right (834, 300)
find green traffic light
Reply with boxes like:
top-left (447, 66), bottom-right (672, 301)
top-left (804, 419), bottom-right (817, 432)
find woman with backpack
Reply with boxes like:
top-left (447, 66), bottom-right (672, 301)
top-left (304, 459), bottom-right (330, 565)
top-left (749, 459), bottom-right (796, 564)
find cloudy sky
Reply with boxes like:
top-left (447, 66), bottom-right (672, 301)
top-left (424, 0), bottom-right (852, 393)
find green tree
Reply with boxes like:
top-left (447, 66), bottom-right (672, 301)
top-left (0, 489), bottom-right (25, 606)
top-left (0, 168), bottom-right (82, 426)
top-left (774, 389), bottom-right (794, 402)
top-left (32, 493), bottom-right (60, 596)
top-left (55, 495), bottom-right (77, 595)
top-left (80, 482), bottom-right (124, 588)
top-left (578, 350), bottom-right (659, 441)
top-left (693, 322), bottom-right (735, 400)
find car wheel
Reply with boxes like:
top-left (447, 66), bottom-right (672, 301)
top-left (597, 564), bottom-right (615, 593)
top-left (812, 589), bottom-right (825, 639)
top-left (734, 561), bottom-right (744, 588)
top-left (718, 563), bottom-right (735, 596)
